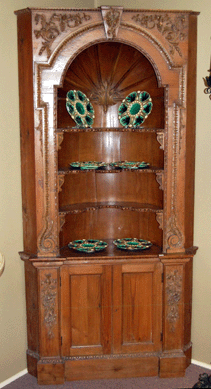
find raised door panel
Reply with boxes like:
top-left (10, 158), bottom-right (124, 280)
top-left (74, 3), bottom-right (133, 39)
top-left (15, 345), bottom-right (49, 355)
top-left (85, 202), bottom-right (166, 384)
top-left (61, 264), bottom-right (112, 357)
top-left (113, 261), bottom-right (162, 354)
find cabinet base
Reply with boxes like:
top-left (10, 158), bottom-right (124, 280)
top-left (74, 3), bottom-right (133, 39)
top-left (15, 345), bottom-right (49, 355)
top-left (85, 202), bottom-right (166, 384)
top-left (31, 352), bottom-right (188, 384)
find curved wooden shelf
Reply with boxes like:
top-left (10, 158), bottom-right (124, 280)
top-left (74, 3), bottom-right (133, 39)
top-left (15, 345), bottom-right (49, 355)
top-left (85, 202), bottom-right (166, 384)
top-left (60, 240), bottom-right (162, 261)
top-left (59, 201), bottom-right (163, 215)
top-left (56, 127), bottom-right (164, 133)
top-left (58, 166), bottom-right (164, 175)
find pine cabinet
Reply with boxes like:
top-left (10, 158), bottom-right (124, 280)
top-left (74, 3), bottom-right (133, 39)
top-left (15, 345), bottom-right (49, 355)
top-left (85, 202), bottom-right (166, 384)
top-left (15, 5), bottom-right (198, 385)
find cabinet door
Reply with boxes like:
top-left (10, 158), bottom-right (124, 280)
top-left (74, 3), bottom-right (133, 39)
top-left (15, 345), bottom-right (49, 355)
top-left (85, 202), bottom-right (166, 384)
top-left (61, 264), bottom-right (112, 357)
top-left (113, 262), bottom-right (162, 354)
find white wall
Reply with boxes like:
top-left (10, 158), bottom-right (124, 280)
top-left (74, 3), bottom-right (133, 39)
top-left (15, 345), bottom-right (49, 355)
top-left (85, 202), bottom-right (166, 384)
top-left (0, 0), bottom-right (210, 384)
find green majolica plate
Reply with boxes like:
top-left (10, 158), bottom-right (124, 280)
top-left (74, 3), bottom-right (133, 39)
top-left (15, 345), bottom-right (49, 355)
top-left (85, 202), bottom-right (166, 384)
top-left (110, 161), bottom-right (150, 169)
top-left (68, 239), bottom-right (108, 253)
top-left (113, 238), bottom-right (152, 251)
top-left (118, 91), bottom-right (153, 128)
top-left (66, 90), bottom-right (95, 128)
top-left (70, 161), bottom-right (108, 170)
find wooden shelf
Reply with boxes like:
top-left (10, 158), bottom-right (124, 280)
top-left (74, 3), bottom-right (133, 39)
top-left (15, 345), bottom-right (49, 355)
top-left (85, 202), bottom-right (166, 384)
top-left (60, 240), bottom-right (162, 262)
top-left (58, 166), bottom-right (164, 175)
top-left (59, 201), bottom-right (163, 215)
top-left (56, 127), bottom-right (164, 133)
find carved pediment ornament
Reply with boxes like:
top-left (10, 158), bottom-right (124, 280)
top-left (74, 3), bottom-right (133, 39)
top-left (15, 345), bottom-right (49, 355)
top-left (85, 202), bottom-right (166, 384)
top-left (101, 6), bottom-right (123, 39)
top-left (41, 273), bottom-right (57, 338)
top-left (132, 13), bottom-right (188, 57)
top-left (166, 269), bottom-right (182, 332)
top-left (34, 12), bottom-right (92, 58)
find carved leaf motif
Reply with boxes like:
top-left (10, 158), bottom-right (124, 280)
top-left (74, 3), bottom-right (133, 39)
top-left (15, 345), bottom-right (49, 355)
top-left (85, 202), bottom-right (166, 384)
top-left (41, 273), bottom-right (57, 338)
top-left (166, 269), bottom-right (182, 332)
top-left (132, 13), bottom-right (187, 57)
top-left (34, 12), bottom-right (92, 58)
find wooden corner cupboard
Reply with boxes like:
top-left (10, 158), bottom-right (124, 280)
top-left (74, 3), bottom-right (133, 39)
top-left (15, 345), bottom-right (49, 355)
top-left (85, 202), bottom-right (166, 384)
top-left (15, 5), bottom-right (199, 385)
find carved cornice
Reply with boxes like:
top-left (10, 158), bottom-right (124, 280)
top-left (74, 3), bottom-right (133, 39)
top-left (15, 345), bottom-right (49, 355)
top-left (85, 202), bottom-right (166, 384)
top-left (166, 269), bottom-right (182, 332)
top-left (34, 12), bottom-right (92, 58)
top-left (101, 6), bottom-right (123, 39)
top-left (131, 13), bottom-right (188, 57)
top-left (41, 273), bottom-right (57, 339)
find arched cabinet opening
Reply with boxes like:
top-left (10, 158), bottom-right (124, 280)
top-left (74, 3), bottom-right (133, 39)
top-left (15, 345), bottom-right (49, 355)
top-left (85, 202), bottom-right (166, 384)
top-left (57, 41), bottom-right (165, 253)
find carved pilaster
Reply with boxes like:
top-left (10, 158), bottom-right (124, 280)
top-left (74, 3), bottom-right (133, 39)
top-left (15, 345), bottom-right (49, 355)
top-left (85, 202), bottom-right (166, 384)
top-left (101, 6), bottom-right (123, 39)
top-left (166, 269), bottom-right (182, 332)
top-left (41, 273), bottom-right (57, 339)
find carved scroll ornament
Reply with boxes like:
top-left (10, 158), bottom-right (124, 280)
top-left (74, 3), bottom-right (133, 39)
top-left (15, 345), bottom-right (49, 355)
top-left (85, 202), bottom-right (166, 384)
top-left (132, 13), bottom-right (187, 57)
top-left (41, 273), bottom-right (57, 338)
top-left (34, 12), bottom-right (92, 58)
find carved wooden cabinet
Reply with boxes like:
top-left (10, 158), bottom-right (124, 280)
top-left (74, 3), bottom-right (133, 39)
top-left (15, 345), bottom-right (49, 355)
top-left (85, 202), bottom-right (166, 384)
top-left (15, 6), bottom-right (198, 385)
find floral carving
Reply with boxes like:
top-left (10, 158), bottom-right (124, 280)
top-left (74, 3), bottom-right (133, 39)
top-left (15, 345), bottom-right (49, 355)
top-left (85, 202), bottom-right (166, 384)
top-left (41, 273), bottom-right (57, 338)
top-left (34, 12), bottom-right (91, 58)
top-left (101, 6), bottom-right (123, 39)
top-left (132, 13), bottom-right (187, 57)
top-left (166, 269), bottom-right (182, 332)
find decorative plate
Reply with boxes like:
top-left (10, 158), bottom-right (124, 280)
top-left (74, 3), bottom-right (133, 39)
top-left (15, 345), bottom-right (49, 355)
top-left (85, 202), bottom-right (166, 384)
top-left (113, 238), bottom-right (152, 251)
top-left (66, 90), bottom-right (95, 128)
top-left (110, 161), bottom-right (150, 169)
top-left (118, 91), bottom-right (153, 128)
top-left (68, 239), bottom-right (108, 253)
top-left (70, 161), bottom-right (108, 170)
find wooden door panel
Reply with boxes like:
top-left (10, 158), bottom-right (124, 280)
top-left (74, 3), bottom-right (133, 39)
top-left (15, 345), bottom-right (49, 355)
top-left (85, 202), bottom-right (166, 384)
top-left (61, 265), bottom-right (112, 357)
top-left (113, 262), bottom-right (162, 354)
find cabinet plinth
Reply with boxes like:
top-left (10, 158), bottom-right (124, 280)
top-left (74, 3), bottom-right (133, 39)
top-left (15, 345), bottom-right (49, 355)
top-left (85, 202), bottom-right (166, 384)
top-left (16, 5), bottom-right (198, 384)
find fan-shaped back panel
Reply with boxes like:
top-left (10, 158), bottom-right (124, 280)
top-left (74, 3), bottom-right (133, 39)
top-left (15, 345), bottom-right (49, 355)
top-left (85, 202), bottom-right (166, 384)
top-left (57, 42), bottom-right (164, 129)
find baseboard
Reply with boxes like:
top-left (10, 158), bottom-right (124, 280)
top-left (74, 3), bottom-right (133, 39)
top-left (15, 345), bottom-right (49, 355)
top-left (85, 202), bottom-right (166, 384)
top-left (191, 359), bottom-right (211, 371)
top-left (0, 369), bottom-right (27, 388)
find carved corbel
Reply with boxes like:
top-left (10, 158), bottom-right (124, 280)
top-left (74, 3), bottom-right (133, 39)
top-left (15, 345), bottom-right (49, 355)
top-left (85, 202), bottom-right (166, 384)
top-left (156, 131), bottom-right (164, 150)
top-left (156, 211), bottom-right (163, 230)
top-left (57, 133), bottom-right (64, 151)
top-left (101, 6), bottom-right (123, 39)
top-left (156, 171), bottom-right (164, 190)
top-left (58, 174), bottom-right (65, 192)
top-left (59, 214), bottom-right (66, 231)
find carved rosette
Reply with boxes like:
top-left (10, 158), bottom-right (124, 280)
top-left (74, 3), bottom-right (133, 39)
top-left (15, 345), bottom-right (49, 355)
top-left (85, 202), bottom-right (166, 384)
top-left (166, 269), bottom-right (182, 332)
top-left (41, 273), bottom-right (57, 338)
top-left (101, 6), bottom-right (123, 39)
top-left (131, 13), bottom-right (188, 57)
top-left (34, 12), bottom-right (92, 58)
